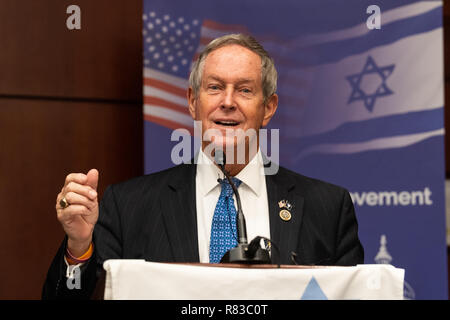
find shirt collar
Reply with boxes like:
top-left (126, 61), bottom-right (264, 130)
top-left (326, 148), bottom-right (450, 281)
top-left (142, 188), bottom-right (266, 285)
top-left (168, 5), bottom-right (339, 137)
top-left (196, 148), bottom-right (265, 197)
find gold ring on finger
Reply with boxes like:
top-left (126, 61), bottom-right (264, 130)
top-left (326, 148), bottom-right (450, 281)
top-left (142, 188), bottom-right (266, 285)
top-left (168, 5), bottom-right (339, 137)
top-left (60, 197), bottom-right (70, 209)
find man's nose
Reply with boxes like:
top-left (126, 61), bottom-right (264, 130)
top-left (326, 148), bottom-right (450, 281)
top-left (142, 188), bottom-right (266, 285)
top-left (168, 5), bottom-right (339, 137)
top-left (221, 87), bottom-right (236, 110)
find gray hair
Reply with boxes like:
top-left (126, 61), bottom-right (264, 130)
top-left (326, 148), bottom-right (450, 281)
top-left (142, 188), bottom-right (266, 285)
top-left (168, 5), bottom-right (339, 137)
top-left (188, 33), bottom-right (277, 104)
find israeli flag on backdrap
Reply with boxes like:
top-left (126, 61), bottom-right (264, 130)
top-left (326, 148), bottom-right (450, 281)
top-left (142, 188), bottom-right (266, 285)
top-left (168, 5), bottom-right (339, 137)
top-left (270, 1), bottom-right (444, 163)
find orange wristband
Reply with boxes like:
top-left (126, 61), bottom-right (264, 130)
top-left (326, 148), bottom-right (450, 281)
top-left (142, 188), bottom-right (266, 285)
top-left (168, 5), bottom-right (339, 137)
top-left (66, 243), bottom-right (94, 265)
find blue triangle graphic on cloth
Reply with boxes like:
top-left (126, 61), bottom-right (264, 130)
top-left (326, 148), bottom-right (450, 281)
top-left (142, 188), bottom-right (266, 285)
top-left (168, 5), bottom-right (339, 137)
top-left (300, 277), bottom-right (328, 300)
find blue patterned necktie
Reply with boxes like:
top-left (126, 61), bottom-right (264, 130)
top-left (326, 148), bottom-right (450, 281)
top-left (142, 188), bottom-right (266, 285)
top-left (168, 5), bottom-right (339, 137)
top-left (209, 177), bottom-right (242, 263)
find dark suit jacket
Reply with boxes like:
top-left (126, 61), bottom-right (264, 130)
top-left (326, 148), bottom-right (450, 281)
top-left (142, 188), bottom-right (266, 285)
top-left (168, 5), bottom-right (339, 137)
top-left (42, 163), bottom-right (364, 299)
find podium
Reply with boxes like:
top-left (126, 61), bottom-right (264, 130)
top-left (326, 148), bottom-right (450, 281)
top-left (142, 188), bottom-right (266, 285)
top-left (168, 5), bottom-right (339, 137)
top-left (100, 260), bottom-right (404, 300)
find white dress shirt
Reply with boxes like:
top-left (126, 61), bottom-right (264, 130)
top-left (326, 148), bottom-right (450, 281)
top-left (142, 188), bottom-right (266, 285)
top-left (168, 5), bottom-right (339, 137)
top-left (195, 149), bottom-right (271, 263)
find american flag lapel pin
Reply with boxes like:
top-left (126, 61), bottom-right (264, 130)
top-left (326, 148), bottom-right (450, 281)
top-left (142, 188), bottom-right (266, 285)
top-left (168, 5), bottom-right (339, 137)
top-left (278, 199), bottom-right (292, 221)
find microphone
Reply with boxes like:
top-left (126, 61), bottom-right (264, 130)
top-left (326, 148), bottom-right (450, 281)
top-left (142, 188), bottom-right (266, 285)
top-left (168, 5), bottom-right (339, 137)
top-left (214, 149), bottom-right (271, 264)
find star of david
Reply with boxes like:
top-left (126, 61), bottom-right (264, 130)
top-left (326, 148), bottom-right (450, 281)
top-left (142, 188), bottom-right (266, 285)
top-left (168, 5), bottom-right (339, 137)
top-left (346, 56), bottom-right (395, 112)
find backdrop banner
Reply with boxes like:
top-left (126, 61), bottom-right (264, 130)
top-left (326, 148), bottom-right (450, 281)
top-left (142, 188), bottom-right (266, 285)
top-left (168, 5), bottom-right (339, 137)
top-left (142, 0), bottom-right (448, 299)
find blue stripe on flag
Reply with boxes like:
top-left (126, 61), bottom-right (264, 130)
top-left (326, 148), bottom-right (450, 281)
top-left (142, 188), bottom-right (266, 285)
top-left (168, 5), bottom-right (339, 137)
top-left (293, 107), bottom-right (444, 147)
top-left (306, 7), bottom-right (442, 66)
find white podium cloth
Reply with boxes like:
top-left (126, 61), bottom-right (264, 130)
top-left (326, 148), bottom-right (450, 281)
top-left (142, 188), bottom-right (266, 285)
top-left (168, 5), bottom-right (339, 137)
top-left (103, 260), bottom-right (404, 300)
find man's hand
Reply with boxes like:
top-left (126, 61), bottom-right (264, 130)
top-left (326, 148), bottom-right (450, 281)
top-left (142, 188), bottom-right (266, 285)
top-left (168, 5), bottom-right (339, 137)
top-left (56, 169), bottom-right (99, 257)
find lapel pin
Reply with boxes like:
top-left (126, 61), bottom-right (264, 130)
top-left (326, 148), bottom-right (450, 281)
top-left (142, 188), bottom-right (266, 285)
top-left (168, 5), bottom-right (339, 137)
top-left (278, 199), bottom-right (293, 211)
top-left (279, 209), bottom-right (291, 222)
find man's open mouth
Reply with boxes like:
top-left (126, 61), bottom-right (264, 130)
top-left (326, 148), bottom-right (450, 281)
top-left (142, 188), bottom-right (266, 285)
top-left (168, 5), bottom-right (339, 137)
top-left (214, 120), bottom-right (240, 127)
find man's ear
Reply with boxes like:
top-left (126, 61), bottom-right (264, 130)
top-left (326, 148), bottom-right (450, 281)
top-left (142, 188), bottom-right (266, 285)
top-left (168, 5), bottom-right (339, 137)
top-left (187, 87), bottom-right (197, 120)
top-left (262, 93), bottom-right (278, 127)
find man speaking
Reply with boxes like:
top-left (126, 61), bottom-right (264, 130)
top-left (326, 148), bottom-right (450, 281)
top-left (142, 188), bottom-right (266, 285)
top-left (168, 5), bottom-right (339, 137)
top-left (42, 34), bottom-right (364, 299)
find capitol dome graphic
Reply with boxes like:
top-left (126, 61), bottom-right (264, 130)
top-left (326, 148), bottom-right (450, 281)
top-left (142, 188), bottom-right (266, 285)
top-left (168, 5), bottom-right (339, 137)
top-left (374, 234), bottom-right (415, 300)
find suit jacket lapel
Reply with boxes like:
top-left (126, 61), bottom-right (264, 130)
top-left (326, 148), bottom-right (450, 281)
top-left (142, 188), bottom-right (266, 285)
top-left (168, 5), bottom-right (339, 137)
top-left (265, 166), bottom-right (305, 265)
top-left (161, 163), bottom-right (199, 262)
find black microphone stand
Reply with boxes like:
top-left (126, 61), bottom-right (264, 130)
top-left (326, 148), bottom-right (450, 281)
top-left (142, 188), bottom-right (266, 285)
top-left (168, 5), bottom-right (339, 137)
top-left (215, 150), bottom-right (271, 264)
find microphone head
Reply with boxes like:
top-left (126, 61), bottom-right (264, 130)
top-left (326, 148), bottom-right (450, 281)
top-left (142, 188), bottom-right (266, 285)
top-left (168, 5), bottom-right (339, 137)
top-left (214, 149), bottom-right (226, 167)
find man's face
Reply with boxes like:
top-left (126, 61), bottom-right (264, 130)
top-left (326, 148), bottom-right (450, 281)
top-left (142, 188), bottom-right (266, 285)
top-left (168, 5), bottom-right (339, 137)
top-left (188, 44), bottom-right (277, 156)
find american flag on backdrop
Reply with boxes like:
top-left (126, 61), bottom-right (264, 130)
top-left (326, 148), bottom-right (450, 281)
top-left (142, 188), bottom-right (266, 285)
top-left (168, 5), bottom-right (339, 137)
top-left (142, 11), bottom-right (308, 134)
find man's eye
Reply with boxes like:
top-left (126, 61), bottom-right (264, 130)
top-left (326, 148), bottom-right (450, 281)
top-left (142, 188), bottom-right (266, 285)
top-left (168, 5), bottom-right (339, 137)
top-left (240, 88), bottom-right (251, 93)
top-left (209, 85), bottom-right (219, 90)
